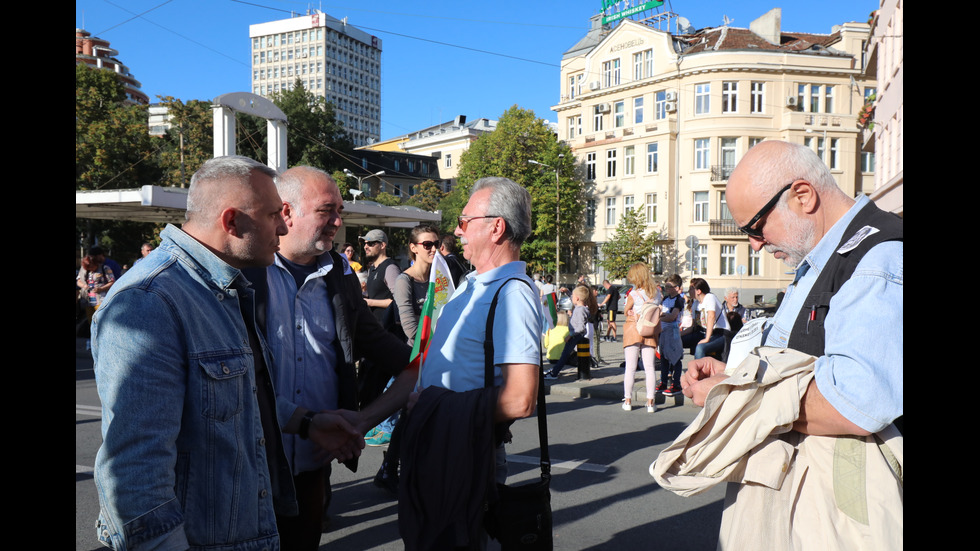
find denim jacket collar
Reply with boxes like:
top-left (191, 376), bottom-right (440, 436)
top-left (160, 224), bottom-right (247, 292)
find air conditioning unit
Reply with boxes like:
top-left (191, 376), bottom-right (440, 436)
top-left (786, 96), bottom-right (799, 107)
top-left (665, 90), bottom-right (678, 101)
top-left (590, 81), bottom-right (601, 91)
top-left (597, 103), bottom-right (611, 113)
top-left (664, 102), bottom-right (677, 113)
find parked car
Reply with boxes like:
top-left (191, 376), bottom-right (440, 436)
top-left (745, 296), bottom-right (779, 319)
top-left (595, 284), bottom-right (633, 314)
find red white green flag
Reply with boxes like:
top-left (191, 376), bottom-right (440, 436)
top-left (407, 251), bottom-right (456, 376)
top-left (544, 292), bottom-right (558, 329)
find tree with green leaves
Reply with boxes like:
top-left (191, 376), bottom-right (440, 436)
top-left (76, 63), bottom-right (162, 257)
top-left (236, 80), bottom-right (353, 173)
top-left (454, 105), bottom-right (584, 275)
top-left (598, 207), bottom-right (659, 280)
top-left (406, 179), bottom-right (446, 212)
top-left (156, 96), bottom-right (213, 188)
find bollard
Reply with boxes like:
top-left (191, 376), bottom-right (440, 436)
top-left (576, 341), bottom-right (591, 380)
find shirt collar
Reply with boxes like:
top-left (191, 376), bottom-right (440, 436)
top-left (796, 195), bottom-right (870, 281)
top-left (465, 261), bottom-right (528, 287)
top-left (272, 250), bottom-right (335, 277)
top-left (161, 224), bottom-right (244, 291)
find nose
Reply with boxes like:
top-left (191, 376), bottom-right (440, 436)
top-left (276, 214), bottom-right (288, 235)
top-left (454, 224), bottom-right (463, 237)
top-left (747, 235), bottom-right (766, 251)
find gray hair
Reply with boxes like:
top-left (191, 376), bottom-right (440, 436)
top-left (186, 156), bottom-right (279, 223)
top-left (471, 177), bottom-right (532, 246)
top-left (277, 166), bottom-right (333, 217)
top-left (725, 287), bottom-right (739, 297)
top-left (748, 142), bottom-right (844, 212)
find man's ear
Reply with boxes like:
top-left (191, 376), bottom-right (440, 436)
top-left (281, 201), bottom-right (295, 227)
top-left (792, 181), bottom-right (819, 214)
top-left (220, 207), bottom-right (241, 237)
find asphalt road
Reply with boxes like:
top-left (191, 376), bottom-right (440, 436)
top-left (76, 338), bottom-right (724, 550)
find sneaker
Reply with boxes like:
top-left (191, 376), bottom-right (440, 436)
top-left (622, 399), bottom-right (631, 411)
top-left (646, 404), bottom-right (656, 413)
top-left (544, 372), bottom-right (559, 380)
top-left (664, 384), bottom-right (681, 397)
top-left (365, 431), bottom-right (390, 446)
top-left (365, 427), bottom-right (379, 438)
top-left (655, 381), bottom-right (667, 394)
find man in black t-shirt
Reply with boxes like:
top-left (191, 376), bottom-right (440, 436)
top-left (600, 280), bottom-right (620, 342)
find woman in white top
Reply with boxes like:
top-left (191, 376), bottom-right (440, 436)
top-left (692, 279), bottom-right (730, 359)
top-left (621, 263), bottom-right (661, 412)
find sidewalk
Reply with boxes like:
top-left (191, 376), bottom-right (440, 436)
top-left (542, 336), bottom-right (698, 409)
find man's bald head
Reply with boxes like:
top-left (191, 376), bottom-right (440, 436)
top-left (728, 140), bottom-right (842, 200)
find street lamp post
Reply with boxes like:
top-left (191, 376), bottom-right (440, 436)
top-left (343, 169), bottom-right (386, 202)
top-left (529, 155), bottom-right (563, 284)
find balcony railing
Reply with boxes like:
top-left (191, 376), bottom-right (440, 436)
top-left (710, 165), bottom-right (735, 181)
top-left (709, 218), bottom-right (741, 236)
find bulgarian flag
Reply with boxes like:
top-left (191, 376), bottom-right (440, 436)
top-left (544, 292), bottom-right (559, 329)
top-left (407, 251), bottom-right (456, 377)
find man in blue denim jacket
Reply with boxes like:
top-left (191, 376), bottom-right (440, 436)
top-left (92, 156), bottom-right (363, 550)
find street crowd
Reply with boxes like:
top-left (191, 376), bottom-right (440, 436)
top-left (80, 140), bottom-right (902, 551)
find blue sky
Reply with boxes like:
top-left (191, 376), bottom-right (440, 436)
top-left (76, 0), bottom-right (876, 140)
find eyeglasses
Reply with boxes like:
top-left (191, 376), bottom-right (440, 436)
top-left (737, 182), bottom-right (794, 239)
top-left (416, 240), bottom-right (439, 250)
top-left (456, 214), bottom-right (499, 232)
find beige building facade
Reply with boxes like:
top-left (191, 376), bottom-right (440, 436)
top-left (553, 9), bottom-right (877, 302)
top-left (864, 0), bottom-right (903, 216)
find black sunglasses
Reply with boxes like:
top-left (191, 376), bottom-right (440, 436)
top-left (416, 240), bottom-right (439, 250)
top-left (737, 182), bottom-right (794, 239)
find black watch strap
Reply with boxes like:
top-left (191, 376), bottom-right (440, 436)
top-left (299, 410), bottom-right (316, 440)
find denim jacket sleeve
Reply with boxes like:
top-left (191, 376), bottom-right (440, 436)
top-left (93, 286), bottom-right (191, 550)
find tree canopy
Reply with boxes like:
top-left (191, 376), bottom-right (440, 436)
top-left (452, 105), bottom-right (584, 275)
top-left (236, 80), bottom-right (353, 174)
top-left (597, 207), bottom-right (658, 280)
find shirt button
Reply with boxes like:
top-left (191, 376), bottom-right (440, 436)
top-left (216, 293), bottom-right (224, 301)
top-left (259, 489), bottom-right (268, 498)
top-left (258, 437), bottom-right (266, 447)
top-left (221, 363), bottom-right (230, 374)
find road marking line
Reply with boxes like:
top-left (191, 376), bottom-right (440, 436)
top-left (77, 404), bottom-right (102, 417)
top-left (508, 454), bottom-right (609, 473)
top-left (77, 465), bottom-right (94, 475)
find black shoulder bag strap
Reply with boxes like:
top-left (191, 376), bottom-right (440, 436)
top-left (484, 277), bottom-right (551, 481)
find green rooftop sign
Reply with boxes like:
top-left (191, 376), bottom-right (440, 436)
top-left (601, 0), bottom-right (664, 25)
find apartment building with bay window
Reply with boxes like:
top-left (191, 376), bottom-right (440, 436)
top-left (553, 8), bottom-right (876, 302)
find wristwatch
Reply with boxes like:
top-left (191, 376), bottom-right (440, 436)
top-left (299, 411), bottom-right (317, 440)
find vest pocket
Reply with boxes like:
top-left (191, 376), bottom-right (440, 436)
top-left (198, 355), bottom-right (248, 422)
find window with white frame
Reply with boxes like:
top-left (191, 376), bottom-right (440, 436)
top-left (644, 49), bottom-right (653, 78)
top-left (748, 248), bottom-right (761, 276)
top-left (694, 191), bottom-right (709, 222)
top-left (721, 81), bottom-right (738, 113)
top-left (696, 244), bottom-right (708, 275)
top-left (749, 137), bottom-right (764, 149)
top-left (614, 101), bottom-right (625, 128)
top-left (695, 83), bottom-right (710, 115)
top-left (861, 151), bottom-right (875, 173)
top-left (750, 82), bottom-right (765, 113)
top-left (624, 146), bottom-right (635, 176)
top-left (655, 91), bottom-right (666, 120)
top-left (719, 191), bottom-right (732, 220)
top-left (568, 75), bottom-right (577, 100)
top-left (824, 85), bottom-right (834, 113)
top-left (646, 142), bottom-right (658, 173)
top-left (720, 137), bottom-right (737, 176)
top-left (602, 59), bottom-right (621, 87)
top-left (586, 152), bottom-right (597, 180)
top-left (645, 192), bottom-right (657, 224)
top-left (829, 138), bottom-right (840, 170)
top-left (695, 138), bottom-right (710, 170)
top-left (634, 96), bottom-right (644, 124)
top-left (445, 153), bottom-right (452, 168)
top-left (633, 51), bottom-right (644, 81)
top-left (593, 105), bottom-right (604, 132)
top-left (567, 117), bottom-right (577, 139)
top-left (605, 197), bottom-right (617, 226)
top-left (606, 149), bottom-right (617, 178)
top-left (624, 194), bottom-right (635, 214)
top-left (586, 199), bottom-right (596, 228)
top-left (721, 245), bottom-right (736, 276)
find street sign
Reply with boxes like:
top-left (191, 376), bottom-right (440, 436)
top-left (685, 235), bottom-right (699, 249)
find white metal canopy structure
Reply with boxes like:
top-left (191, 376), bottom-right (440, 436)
top-left (75, 185), bottom-right (439, 228)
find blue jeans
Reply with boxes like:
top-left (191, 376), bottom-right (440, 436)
top-left (547, 334), bottom-right (585, 376)
top-left (694, 330), bottom-right (725, 359)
